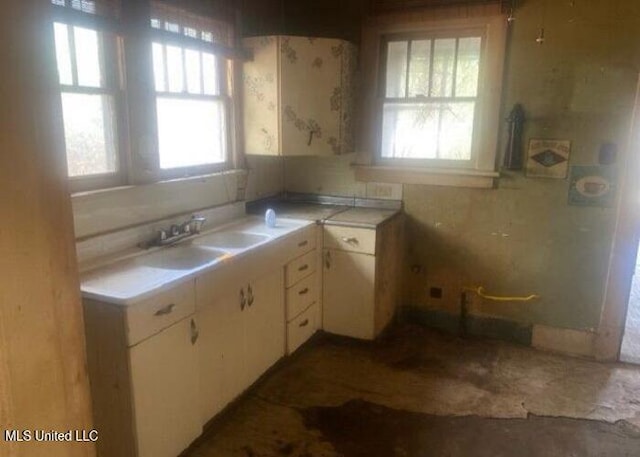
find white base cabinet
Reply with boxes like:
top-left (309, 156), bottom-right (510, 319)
top-left (196, 259), bottom-right (286, 424)
top-left (244, 269), bottom-right (286, 384)
top-left (83, 286), bottom-right (202, 457)
top-left (322, 214), bottom-right (404, 340)
top-left (130, 317), bottom-right (201, 457)
top-left (83, 223), bottom-right (319, 457)
top-left (197, 281), bottom-right (246, 421)
top-left (323, 249), bottom-right (377, 339)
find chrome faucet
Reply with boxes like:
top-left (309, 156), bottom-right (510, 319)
top-left (182, 215), bottom-right (206, 234)
top-left (140, 214), bottom-right (207, 249)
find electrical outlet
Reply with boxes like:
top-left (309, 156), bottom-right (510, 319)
top-left (429, 287), bottom-right (443, 299)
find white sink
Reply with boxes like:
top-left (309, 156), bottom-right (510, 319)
top-left (194, 231), bottom-right (270, 250)
top-left (136, 245), bottom-right (227, 270)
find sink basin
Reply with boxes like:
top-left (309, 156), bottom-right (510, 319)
top-left (136, 245), bottom-right (227, 270)
top-left (194, 231), bottom-right (270, 250)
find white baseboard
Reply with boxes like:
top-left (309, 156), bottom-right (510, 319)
top-left (532, 325), bottom-right (596, 358)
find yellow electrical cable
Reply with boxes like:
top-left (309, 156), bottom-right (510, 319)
top-left (463, 286), bottom-right (539, 302)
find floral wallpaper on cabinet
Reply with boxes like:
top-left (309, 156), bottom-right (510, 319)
top-left (243, 36), bottom-right (357, 156)
top-left (279, 38), bottom-right (356, 155)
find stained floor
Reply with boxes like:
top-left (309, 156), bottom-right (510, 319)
top-left (186, 325), bottom-right (640, 457)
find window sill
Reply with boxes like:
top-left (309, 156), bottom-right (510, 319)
top-left (71, 169), bottom-right (247, 199)
top-left (353, 165), bottom-right (498, 189)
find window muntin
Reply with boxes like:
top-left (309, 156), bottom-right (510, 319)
top-left (380, 34), bottom-right (482, 163)
top-left (51, 0), bottom-right (120, 18)
top-left (53, 22), bottom-right (120, 179)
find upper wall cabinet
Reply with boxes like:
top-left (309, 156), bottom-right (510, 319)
top-left (243, 36), bottom-right (357, 156)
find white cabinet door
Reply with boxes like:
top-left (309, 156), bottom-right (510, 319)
top-left (280, 37), bottom-right (342, 157)
top-left (244, 268), bottom-right (285, 385)
top-left (198, 284), bottom-right (247, 422)
top-left (322, 249), bottom-right (377, 340)
top-left (129, 317), bottom-right (201, 457)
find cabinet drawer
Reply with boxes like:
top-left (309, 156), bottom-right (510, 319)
top-left (324, 225), bottom-right (376, 255)
top-left (125, 281), bottom-right (195, 346)
top-left (285, 250), bottom-right (316, 287)
top-left (287, 303), bottom-right (317, 354)
top-left (286, 273), bottom-right (317, 322)
top-left (280, 225), bottom-right (316, 262)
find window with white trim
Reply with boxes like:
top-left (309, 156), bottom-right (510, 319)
top-left (49, 0), bottom-right (237, 191)
top-left (150, 4), bottom-right (233, 174)
top-left (51, 0), bottom-right (124, 190)
top-left (380, 33), bottom-right (482, 165)
top-left (358, 9), bottom-right (507, 187)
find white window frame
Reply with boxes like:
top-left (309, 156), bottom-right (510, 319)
top-left (355, 10), bottom-right (507, 188)
top-left (51, 6), bottom-right (128, 193)
top-left (149, 17), bottom-right (234, 180)
top-left (49, 0), bottom-right (239, 193)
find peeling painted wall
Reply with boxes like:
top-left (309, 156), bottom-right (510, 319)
top-left (279, 0), bottom-right (640, 331)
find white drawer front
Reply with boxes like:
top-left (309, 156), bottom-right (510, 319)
top-left (287, 303), bottom-right (317, 354)
top-left (280, 225), bottom-right (316, 262)
top-left (125, 281), bottom-right (195, 346)
top-left (324, 225), bottom-right (376, 255)
top-left (285, 250), bottom-right (316, 287)
top-left (286, 273), bottom-right (317, 322)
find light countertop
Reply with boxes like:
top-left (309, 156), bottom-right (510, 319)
top-left (325, 207), bottom-right (399, 228)
top-left (80, 216), bottom-right (314, 306)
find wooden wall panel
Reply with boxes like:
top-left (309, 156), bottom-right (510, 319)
top-left (0, 1), bottom-right (95, 456)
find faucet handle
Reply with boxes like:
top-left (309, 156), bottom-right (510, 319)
top-left (190, 214), bottom-right (206, 233)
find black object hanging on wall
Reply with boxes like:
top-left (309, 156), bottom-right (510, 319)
top-left (503, 104), bottom-right (525, 170)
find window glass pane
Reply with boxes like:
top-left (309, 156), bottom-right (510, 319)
top-left (152, 42), bottom-right (166, 91)
top-left (61, 92), bottom-right (118, 176)
top-left (202, 53), bottom-right (219, 95)
top-left (156, 98), bottom-right (226, 169)
top-left (184, 27), bottom-right (198, 39)
top-left (408, 39), bottom-right (431, 97)
top-left (431, 38), bottom-right (456, 97)
top-left (456, 37), bottom-right (481, 97)
top-left (165, 21), bottom-right (180, 33)
top-left (70, 0), bottom-right (96, 14)
top-left (381, 102), bottom-right (474, 160)
top-left (385, 41), bottom-right (408, 98)
top-left (437, 102), bottom-right (474, 160)
top-left (74, 26), bottom-right (102, 88)
top-left (381, 103), bottom-right (439, 159)
top-left (166, 45), bottom-right (184, 92)
top-left (53, 23), bottom-right (73, 85)
top-left (185, 49), bottom-right (202, 94)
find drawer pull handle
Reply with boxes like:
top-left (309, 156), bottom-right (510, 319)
top-left (341, 237), bottom-right (359, 245)
top-left (240, 288), bottom-right (246, 311)
top-left (190, 319), bottom-right (199, 345)
top-left (298, 264), bottom-right (309, 272)
top-left (298, 288), bottom-right (309, 296)
top-left (299, 319), bottom-right (309, 328)
top-left (325, 250), bottom-right (331, 269)
top-left (298, 240), bottom-right (309, 247)
top-left (154, 303), bottom-right (175, 316)
top-left (247, 284), bottom-right (254, 307)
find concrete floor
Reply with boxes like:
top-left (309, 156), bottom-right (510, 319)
top-left (186, 325), bottom-right (640, 457)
